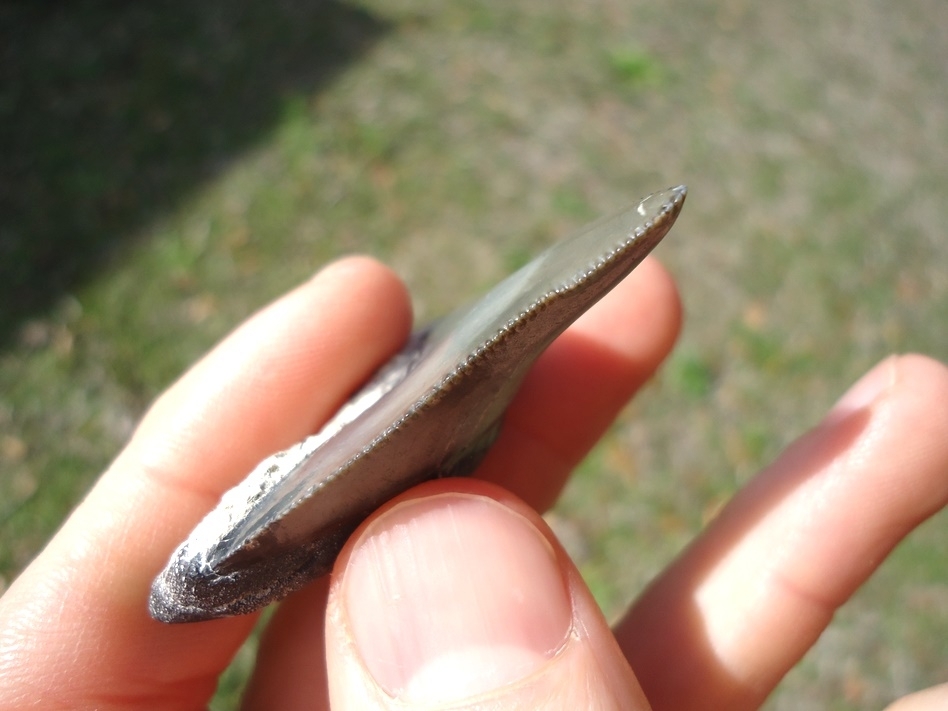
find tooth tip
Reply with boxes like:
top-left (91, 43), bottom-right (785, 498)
top-left (148, 549), bottom-right (227, 624)
top-left (148, 567), bottom-right (212, 624)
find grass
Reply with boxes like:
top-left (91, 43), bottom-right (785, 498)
top-left (2, 0), bottom-right (948, 708)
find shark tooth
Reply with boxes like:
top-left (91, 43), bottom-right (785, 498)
top-left (149, 185), bottom-right (686, 623)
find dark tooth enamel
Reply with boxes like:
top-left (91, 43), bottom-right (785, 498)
top-left (149, 186), bottom-right (687, 623)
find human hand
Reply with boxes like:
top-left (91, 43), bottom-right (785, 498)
top-left (1, 256), bottom-right (946, 710)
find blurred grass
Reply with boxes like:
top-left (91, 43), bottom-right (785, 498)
top-left (2, 0), bottom-right (947, 708)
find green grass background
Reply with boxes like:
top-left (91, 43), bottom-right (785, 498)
top-left (2, 1), bottom-right (947, 708)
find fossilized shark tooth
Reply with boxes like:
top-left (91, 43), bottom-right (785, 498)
top-left (149, 185), bottom-right (686, 623)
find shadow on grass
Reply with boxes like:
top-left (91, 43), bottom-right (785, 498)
top-left (0, 0), bottom-right (389, 345)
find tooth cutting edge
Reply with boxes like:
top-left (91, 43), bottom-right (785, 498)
top-left (149, 185), bottom-right (687, 623)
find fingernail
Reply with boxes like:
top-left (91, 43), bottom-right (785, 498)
top-left (342, 493), bottom-right (572, 704)
top-left (831, 356), bottom-right (898, 416)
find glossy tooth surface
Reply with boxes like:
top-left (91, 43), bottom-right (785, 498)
top-left (149, 185), bottom-right (686, 623)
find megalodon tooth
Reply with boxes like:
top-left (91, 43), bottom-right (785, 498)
top-left (149, 185), bottom-right (687, 623)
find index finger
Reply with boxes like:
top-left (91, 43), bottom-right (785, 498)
top-left (0, 257), bottom-right (412, 709)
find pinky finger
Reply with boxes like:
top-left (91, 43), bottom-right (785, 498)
top-left (616, 354), bottom-right (948, 711)
top-left (884, 683), bottom-right (948, 711)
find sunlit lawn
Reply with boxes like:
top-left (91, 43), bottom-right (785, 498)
top-left (2, 2), bottom-right (947, 708)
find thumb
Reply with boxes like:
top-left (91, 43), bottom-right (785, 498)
top-left (325, 479), bottom-right (651, 711)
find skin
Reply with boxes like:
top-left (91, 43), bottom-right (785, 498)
top-left (0, 255), bottom-right (946, 710)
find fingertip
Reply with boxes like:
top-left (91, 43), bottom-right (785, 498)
top-left (642, 257), bottom-right (684, 356)
top-left (475, 256), bottom-right (682, 510)
top-left (310, 255), bottom-right (413, 330)
top-left (325, 479), bottom-right (650, 710)
top-left (872, 353), bottom-right (948, 522)
top-left (569, 256), bottom-right (682, 370)
top-left (883, 683), bottom-right (948, 711)
top-left (890, 352), bottom-right (948, 412)
top-left (333, 481), bottom-right (571, 704)
top-left (296, 254), bottom-right (414, 374)
top-left (594, 255), bottom-right (682, 362)
top-left (134, 254), bottom-right (412, 481)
